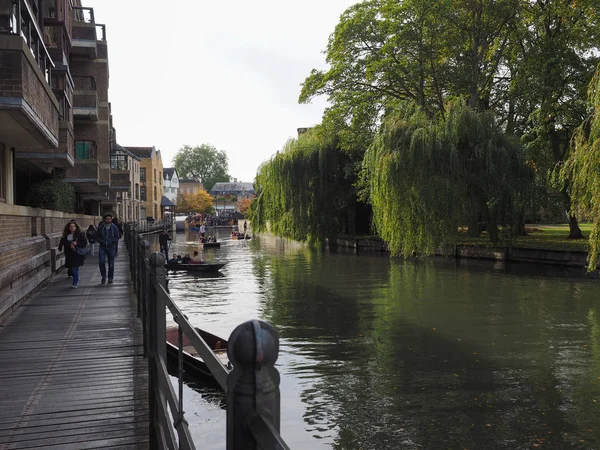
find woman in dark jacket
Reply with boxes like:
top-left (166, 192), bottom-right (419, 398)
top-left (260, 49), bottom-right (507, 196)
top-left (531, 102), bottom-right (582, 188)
top-left (58, 221), bottom-right (88, 289)
top-left (86, 224), bottom-right (97, 256)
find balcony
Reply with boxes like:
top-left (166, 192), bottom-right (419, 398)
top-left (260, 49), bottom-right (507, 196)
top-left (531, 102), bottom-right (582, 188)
top-left (0, 35), bottom-right (59, 152)
top-left (71, 6), bottom-right (96, 57)
top-left (110, 173), bottom-right (131, 191)
top-left (73, 76), bottom-right (98, 120)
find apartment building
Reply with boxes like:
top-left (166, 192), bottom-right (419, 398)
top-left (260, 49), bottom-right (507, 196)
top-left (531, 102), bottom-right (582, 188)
top-left (107, 143), bottom-right (141, 222)
top-left (0, 0), bottom-right (115, 216)
top-left (126, 146), bottom-right (163, 221)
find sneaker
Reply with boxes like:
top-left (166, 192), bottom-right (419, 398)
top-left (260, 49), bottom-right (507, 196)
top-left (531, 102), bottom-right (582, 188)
top-left (71, 284), bottom-right (78, 289)
top-left (108, 279), bottom-right (113, 284)
top-left (101, 278), bottom-right (106, 284)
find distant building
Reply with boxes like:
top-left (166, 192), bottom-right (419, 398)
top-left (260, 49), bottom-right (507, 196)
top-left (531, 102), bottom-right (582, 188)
top-left (178, 179), bottom-right (204, 196)
top-left (210, 180), bottom-right (255, 214)
top-left (163, 168), bottom-right (179, 204)
top-left (126, 146), bottom-right (163, 220)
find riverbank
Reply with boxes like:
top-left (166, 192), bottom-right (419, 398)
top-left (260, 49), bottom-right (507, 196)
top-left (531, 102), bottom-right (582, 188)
top-left (326, 224), bottom-right (596, 269)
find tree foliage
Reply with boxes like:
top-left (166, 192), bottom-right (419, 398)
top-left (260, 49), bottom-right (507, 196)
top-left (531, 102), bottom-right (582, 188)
top-left (173, 144), bottom-right (230, 192)
top-left (363, 101), bottom-right (533, 256)
top-left (25, 170), bottom-right (75, 213)
top-left (561, 65), bottom-right (600, 270)
top-left (237, 197), bottom-right (253, 217)
top-left (251, 128), bottom-right (357, 242)
top-left (176, 189), bottom-right (214, 214)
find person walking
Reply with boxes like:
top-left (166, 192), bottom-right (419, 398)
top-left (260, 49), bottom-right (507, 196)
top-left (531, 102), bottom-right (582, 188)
top-left (112, 217), bottom-right (123, 256)
top-left (159, 228), bottom-right (172, 260)
top-left (96, 213), bottom-right (121, 284)
top-left (58, 220), bottom-right (88, 289)
top-left (86, 224), bottom-right (97, 256)
top-left (243, 220), bottom-right (248, 235)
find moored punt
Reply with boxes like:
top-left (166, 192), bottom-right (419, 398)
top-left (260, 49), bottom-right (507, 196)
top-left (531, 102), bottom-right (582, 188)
top-left (166, 326), bottom-right (230, 384)
top-left (164, 262), bottom-right (225, 272)
top-left (231, 234), bottom-right (251, 240)
top-left (200, 241), bottom-right (221, 248)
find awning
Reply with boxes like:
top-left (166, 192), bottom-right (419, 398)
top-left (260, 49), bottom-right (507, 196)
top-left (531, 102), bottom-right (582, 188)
top-left (161, 195), bottom-right (176, 207)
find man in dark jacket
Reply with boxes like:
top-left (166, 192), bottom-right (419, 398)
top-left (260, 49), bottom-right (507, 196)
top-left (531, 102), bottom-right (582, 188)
top-left (159, 229), bottom-right (171, 261)
top-left (96, 213), bottom-right (121, 284)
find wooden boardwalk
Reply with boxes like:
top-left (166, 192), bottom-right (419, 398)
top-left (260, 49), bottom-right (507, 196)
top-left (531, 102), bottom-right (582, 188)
top-left (0, 243), bottom-right (149, 449)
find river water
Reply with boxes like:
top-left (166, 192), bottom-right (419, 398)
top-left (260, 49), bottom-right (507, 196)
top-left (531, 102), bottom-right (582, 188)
top-left (151, 228), bottom-right (600, 450)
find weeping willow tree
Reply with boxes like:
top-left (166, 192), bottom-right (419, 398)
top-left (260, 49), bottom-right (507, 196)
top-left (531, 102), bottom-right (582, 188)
top-left (362, 101), bottom-right (533, 257)
top-left (251, 128), bottom-right (355, 242)
top-left (561, 66), bottom-right (600, 270)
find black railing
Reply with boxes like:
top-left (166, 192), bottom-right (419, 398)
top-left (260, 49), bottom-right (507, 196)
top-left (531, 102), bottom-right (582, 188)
top-left (124, 223), bottom-right (290, 450)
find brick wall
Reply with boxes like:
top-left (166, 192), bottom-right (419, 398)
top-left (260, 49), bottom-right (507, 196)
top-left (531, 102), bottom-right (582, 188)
top-left (0, 204), bottom-right (99, 320)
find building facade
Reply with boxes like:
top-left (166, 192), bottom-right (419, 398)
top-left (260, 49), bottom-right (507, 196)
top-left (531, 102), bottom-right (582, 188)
top-left (209, 180), bottom-right (254, 214)
top-left (126, 146), bottom-right (163, 220)
top-left (178, 179), bottom-right (204, 196)
top-left (163, 168), bottom-right (179, 204)
top-left (106, 143), bottom-right (141, 222)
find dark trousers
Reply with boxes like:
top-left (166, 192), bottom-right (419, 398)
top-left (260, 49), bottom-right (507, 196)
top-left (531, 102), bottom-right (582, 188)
top-left (160, 245), bottom-right (169, 261)
top-left (99, 246), bottom-right (116, 280)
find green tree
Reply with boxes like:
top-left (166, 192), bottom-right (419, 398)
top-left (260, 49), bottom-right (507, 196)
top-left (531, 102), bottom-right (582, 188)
top-left (363, 101), bottom-right (533, 256)
top-left (251, 127), bottom-right (358, 241)
top-left (562, 65), bottom-right (600, 270)
top-left (172, 144), bottom-right (230, 192)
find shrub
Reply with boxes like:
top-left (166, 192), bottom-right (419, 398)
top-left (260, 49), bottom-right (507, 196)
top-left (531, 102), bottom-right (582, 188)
top-left (25, 178), bottom-right (75, 212)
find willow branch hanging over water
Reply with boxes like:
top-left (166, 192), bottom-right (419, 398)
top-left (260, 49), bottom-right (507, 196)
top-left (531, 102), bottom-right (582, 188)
top-left (251, 128), bottom-right (354, 242)
top-left (362, 101), bottom-right (533, 257)
top-left (561, 65), bottom-right (600, 270)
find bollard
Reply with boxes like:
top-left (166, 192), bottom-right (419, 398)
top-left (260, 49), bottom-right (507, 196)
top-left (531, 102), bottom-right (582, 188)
top-left (226, 320), bottom-right (281, 450)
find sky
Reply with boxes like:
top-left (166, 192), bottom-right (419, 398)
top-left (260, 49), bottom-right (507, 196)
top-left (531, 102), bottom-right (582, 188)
top-left (86, 0), bottom-right (356, 182)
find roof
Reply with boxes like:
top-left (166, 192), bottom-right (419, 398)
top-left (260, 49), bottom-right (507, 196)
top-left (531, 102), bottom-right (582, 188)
top-left (210, 182), bottom-right (255, 194)
top-left (163, 168), bottom-right (176, 179)
top-left (161, 196), bottom-right (176, 207)
top-left (112, 143), bottom-right (141, 161)
top-left (125, 146), bottom-right (161, 161)
top-left (179, 178), bottom-right (201, 184)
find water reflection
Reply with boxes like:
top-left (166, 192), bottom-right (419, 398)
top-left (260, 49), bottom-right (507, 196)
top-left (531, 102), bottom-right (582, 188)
top-left (149, 230), bottom-right (600, 450)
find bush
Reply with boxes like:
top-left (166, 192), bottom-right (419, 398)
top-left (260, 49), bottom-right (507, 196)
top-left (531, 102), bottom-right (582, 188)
top-left (25, 178), bottom-right (75, 212)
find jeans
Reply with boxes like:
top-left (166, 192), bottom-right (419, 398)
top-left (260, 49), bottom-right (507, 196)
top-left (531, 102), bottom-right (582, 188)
top-left (160, 245), bottom-right (169, 261)
top-left (99, 245), bottom-right (116, 280)
top-left (90, 242), bottom-right (95, 256)
top-left (72, 266), bottom-right (79, 285)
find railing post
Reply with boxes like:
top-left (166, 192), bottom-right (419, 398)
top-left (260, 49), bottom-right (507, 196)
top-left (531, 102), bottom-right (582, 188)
top-left (227, 320), bottom-right (281, 450)
top-left (148, 251), bottom-right (166, 450)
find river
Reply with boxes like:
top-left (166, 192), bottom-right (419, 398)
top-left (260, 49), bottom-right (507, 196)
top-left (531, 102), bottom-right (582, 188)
top-left (150, 228), bottom-right (600, 450)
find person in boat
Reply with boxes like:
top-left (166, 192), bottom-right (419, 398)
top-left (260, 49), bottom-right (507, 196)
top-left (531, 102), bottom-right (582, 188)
top-left (176, 254), bottom-right (182, 262)
top-left (58, 220), bottom-right (88, 289)
top-left (189, 251), bottom-right (205, 264)
top-left (181, 254), bottom-right (191, 264)
top-left (200, 236), bottom-right (206, 243)
top-left (167, 257), bottom-right (178, 264)
top-left (159, 229), bottom-right (171, 260)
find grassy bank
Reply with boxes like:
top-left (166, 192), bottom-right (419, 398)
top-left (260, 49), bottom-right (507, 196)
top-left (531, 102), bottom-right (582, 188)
top-left (459, 224), bottom-right (591, 252)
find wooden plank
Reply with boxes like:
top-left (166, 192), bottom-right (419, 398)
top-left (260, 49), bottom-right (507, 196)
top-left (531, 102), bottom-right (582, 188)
top-left (0, 243), bottom-right (149, 448)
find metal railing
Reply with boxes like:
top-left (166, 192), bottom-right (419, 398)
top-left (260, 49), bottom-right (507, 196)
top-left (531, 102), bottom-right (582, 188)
top-left (124, 223), bottom-right (290, 450)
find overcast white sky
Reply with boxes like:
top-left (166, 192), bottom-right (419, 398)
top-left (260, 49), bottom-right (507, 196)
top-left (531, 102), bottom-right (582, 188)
top-left (86, 0), bottom-right (355, 182)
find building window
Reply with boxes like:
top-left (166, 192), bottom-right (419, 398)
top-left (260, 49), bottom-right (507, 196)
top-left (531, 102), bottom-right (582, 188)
top-left (154, 169), bottom-right (156, 182)
top-left (140, 167), bottom-right (146, 182)
top-left (154, 204), bottom-right (157, 218)
top-left (135, 183), bottom-right (139, 200)
top-left (75, 141), bottom-right (95, 159)
top-left (140, 186), bottom-right (146, 201)
top-left (110, 154), bottom-right (128, 170)
top-left (154, 186), bottom-right (157, 199)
